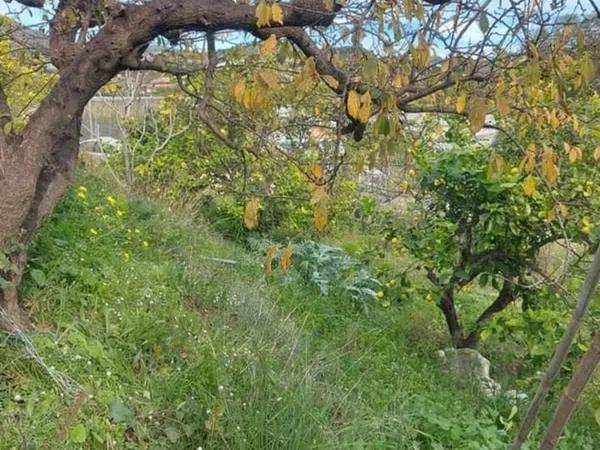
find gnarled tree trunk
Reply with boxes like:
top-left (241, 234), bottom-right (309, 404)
top-left (0, 117), bottom-right (82, 329)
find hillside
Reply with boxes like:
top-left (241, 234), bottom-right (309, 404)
top-left (0, 172), bottom-right (597, 449)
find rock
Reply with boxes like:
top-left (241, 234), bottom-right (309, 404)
top-left (504, 389), bottom-right (529, 405)
top-left (480, 376), bottom-right (502, 398)
top-left (435, 348), bottom-right (501, 398)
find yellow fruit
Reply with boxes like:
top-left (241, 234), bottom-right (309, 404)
top-left (376, 291), bottom-right (384, 299)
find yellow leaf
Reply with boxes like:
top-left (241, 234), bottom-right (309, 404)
top-left (456, 94), bottom-right (467, 114)
top-left (403, 0), bottom-right (414, 18)
top-left (280, 242), bottom-right (292, 272)
top-left (580, 54), bottom-right (595, 84)
top-left (295, 57), bottom-right (319, 90)
top-left (392, 72), bottom-right (405, 88)
top-left (519, 144), bottom-right (536, 174)
top-left (468, 97), bottom-right (487, 134)
top-left (522, 175), bottom-right (537, 196)
top-left (271, 2), bottom-right (284, 25)
top-left (256, 0), bottom-right (270, 27)
top-left (314, 201), bottom-right (328, 232)
top-left (564, 142), bottom-right (582, 162)
top-left (309, 173), bottom-right (329, 231)
top-left (257, 70), bottom-right (279, 90)
top-left (354, 157), bottom-right (365, 174)
top-left (572, 114), bottom-right (580, 133)
top-left (230, 79), bottom-right (246, 104)
top-left (541, 146), bottom-right (559, 185)
top-left (558, 203), bottom-right (568, 218)
top-left (264, 244), bottom-right (278, 274)
top-left (594, 146), bottom-right (600, 161)
top-left (322, 75), bottom-right (339, 90)
top-left (546, 109), bottom-right (560, 129)
top-left (242, 86), bottom-right (254, 109)
top-left (261, 34), bottom-right (277, 56)
top-left (412, 32), bottom-right (430, 68)
top-left (244, 197), bottom-right (259, 229)
top-left (347, 89), bottom-right (361, 120)
top-left (308, 162), bottom-right (323, 180)
top-left (495, 88), bottom-right (511, 117)
top-left (358, 90), bottom-right (372, 123)
top-left (311, 185), bottom-right (327, 208)
top-left (303, 56), bottom-right (318, 79)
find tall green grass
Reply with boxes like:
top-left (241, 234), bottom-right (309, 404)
top-left (0, 171), bottom-right (598, 449)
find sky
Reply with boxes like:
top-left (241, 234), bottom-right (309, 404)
top-left (0, 0), bottom-right (595, 52)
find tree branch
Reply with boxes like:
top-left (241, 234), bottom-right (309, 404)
top-left (461, 277), bottom-right (516, 347)
top-left (13, 0), bottom-right (44, 7)
top-left (121, 53), bottom-right (208, 75)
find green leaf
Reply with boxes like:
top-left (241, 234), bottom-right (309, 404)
top-left (0, 277), bottom-right (14, 289)
top-left (0, 252), bottom-right (9, 271)
top-left (375, 114), bottom-right (390, 136)
top-left (30, 269), bottom-right (46, 287)
top-left (479, 274), bottom-right (489, 288)
top-left (480, 327), bottom-right (493, 342)
top-left (479, 13), bottom-right (489, 33)
top-left (69, 423), bottom-right (87, 444)
top-left (506, 318), bottom-right (521, 328)
top-left (108, 398), bottom-right (132, 424)
top-left (363, 54), bottom-right (379, 81)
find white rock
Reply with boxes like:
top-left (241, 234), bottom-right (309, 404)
top-left (435, 348), bottom-right (501, 398)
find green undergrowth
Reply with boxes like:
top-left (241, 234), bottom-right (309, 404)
top-left (0, 172), bottom-right (598, 449)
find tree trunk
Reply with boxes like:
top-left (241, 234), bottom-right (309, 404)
top-left (0, 118), bottom-right (82, 330)
top-left (438, 287), bottom-right (466, 348)
top-left (539, 325), bottom-right (600, 450)
top-left (0, 249), bottom-right (30, 331)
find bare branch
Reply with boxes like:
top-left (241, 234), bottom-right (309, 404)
top-left (122, 53), bottom-right (207, 75)
top-left (589, 0), bottom-right (600, 18)
top-left (13, 0), bottom-right (45, 7)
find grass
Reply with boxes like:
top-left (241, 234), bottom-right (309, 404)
top-left (1, 171), bottom-right (599, 449)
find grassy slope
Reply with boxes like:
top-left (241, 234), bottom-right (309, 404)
top-left (0, 173), bottom-right (598, 450)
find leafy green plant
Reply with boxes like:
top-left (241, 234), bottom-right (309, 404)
top-left (402, 139), bottom-right (599, 348)
top-left (249, 238), bottom-right (381, 304)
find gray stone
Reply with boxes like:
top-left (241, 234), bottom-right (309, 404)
top-left (504, 389), bottom-right (529, 405)
top-left (435, 348), bottom-right (501, 398)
